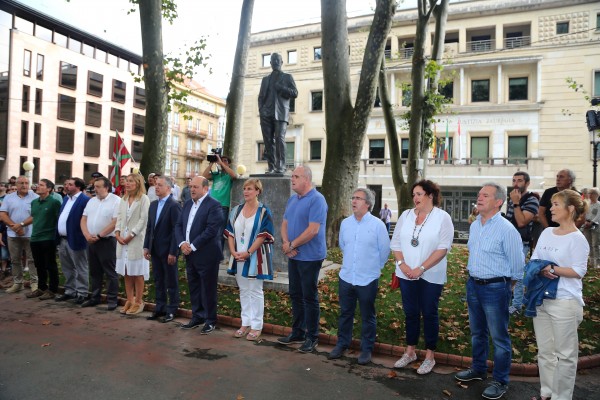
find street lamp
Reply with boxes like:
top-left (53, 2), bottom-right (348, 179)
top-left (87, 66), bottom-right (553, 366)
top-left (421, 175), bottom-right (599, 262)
top-left (22, 160), bottom-right (35, 179)
top-left (586, 110), bottom-right (600, 186)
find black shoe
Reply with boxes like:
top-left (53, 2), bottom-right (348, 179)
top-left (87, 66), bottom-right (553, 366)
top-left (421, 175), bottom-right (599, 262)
top-left (357, 351), bottom-right (372, 365)
top-left (81, 299), bottom-right (100, 308)
top-left (75, 295), bottom-right (87, 305)
top-left (146, 312), bottom-right (166, 321)
top-left (161, 313), bottom-right (175, 323)
top-left (55, 293), bottom-right (76, 302)
top-left (181, 319), bottom-right (203, 330)
top-left (298, 338), bottom-right (318, 353)
top-left (327, 345), bottom-right (347, 360)
top-left (200, 323), bottom-right (215, 335)
top-left (455, 368), bottom-right (487, 382)
top-left (106, 304), bottom-right (118, 311)
top-left (277, 333), bottom-right (306, 345)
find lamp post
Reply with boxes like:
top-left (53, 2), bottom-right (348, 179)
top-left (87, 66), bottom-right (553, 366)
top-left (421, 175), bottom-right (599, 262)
top-left (22, 160), bottom-right (35, 180)
top-left (587, 110), bottom-right (600, 187)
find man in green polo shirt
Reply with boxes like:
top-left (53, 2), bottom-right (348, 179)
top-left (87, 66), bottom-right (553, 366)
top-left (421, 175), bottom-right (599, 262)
top-left (202, 153), bottom-right (237, 229)
top-left (26, 179), bottom-right (61, 299)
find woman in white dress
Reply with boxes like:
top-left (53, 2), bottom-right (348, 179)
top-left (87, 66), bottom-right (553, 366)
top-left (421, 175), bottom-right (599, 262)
top-left (115, 173), bottom-right (150, 315)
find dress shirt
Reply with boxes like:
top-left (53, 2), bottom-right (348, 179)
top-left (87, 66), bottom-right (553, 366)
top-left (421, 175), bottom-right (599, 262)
top-left (155, 194), bottom-right (170, 222)
top-left (467, 211), bottom-right (524, 280)
top-left (0, 190), bottom-right (38, 238)
top-left (83, 193), bottom-right (120, 236)
top-left (57, 192), bottom-right (82, 236)
top-left (180, 193), bottom-right (208, 252)
top-left (339, 212), bottom-right (390, 286)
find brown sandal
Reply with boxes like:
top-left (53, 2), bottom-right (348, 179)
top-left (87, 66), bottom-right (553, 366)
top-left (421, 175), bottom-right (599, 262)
top-left (246, 330), bottom-right (262, 341)
top-left (233, 326), bottom-right (250, 338)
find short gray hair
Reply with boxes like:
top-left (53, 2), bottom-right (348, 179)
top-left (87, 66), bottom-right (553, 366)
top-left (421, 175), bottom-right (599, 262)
top-left (155, 175), bottom-right (174, 189)
top-left (354, 188), bottom-right (376, 211)
top-left (562, 169), bottom-right (576, 185)
top-left (482, 182), bottom-right (507, 205)
top-left (298, 164), bottom-right (313, 182)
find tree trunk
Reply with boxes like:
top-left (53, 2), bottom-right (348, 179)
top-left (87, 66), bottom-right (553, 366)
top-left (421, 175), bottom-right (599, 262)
top-left (223, 0), bottom-right (255, 163)
top-left (138, 0), bottom-right (168, 177)
top-left (320, 0), bottom-right (396, 247)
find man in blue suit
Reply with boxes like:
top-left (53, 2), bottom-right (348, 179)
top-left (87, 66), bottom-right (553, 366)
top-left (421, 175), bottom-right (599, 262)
top-left (55, 177), bottom-right (90, 304)
top-left (144, 175), bottom-right (181, 323)
top-left (175, 176), bottom-right (224, 334)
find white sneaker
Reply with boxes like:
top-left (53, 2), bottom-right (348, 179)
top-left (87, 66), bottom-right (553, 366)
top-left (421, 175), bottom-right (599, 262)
top-left (394, 353), bottom-right (417, 368)
top-left (417, 359), bottom-right (436, 374)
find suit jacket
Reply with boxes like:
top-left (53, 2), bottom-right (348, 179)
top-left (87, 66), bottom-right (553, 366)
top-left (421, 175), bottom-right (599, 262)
top-left (57, 192), bottom-right (90, 251)
top-left (116, 194), bottom-right (150, 261)
top-left (174, 195), bottom-right (224, 266)
top-left (258, 70), bottom-right (298, 123)
top-left (144, 195), bottom-right (181, 259)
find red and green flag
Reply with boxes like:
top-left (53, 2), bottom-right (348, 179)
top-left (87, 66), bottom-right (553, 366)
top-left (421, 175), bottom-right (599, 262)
top-left (109, 130), bottom-right (131, 187)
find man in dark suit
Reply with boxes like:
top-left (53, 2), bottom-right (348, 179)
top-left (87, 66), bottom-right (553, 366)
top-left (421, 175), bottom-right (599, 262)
top-left (175, 176), bottom-right (224, 334)
top-left (144, 175), bottom-right (181, 323)
top-left (258, 52), bottom-right (298, 174)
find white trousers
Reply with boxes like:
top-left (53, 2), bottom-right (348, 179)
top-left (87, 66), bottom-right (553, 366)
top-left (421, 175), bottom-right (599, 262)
top-left (236, 270), bottom-right (264, 330)
top-left (533, 298), bottom-right (583, 400)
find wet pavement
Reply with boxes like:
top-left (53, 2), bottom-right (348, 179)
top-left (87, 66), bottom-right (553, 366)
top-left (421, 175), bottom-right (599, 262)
top-left (1, 292), bottom-right (599, 400)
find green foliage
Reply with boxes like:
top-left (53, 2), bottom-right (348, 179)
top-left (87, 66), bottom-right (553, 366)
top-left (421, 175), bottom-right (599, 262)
top-left (562, 77), bottom-right (598, 116)
top-left (128, 0), bottom-right (178, 24)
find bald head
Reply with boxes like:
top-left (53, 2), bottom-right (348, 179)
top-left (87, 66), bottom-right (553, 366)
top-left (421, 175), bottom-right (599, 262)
top-left (190, 176), bottom-right (209, 201)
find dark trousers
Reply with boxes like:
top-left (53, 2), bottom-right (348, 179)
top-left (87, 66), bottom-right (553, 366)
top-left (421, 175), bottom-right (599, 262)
top-left (399, 278), bottom-right (444, 350)
top-left (151, 253), bottom-right (180, 314)
top-left (30, 240), bottom-right (58, 292)
top-left (259, 116), bottom-right (288, 172)
top-left (186, 259), bottom-right (219, 325)
top-left (88, 237), bottom-right (119, 306)
top-left (288, 259), bottom-right (322, 341)
top-left (337, 277), bottom-right (379, 352)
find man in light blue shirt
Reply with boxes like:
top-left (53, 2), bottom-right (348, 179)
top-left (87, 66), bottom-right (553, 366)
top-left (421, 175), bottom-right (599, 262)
top-left (455, 182), bottom-right (524, 400)
top-left (328, 188), bottom-right (390, 365)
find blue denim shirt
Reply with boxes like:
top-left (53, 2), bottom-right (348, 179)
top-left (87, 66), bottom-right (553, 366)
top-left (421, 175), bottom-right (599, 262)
top-left (523, 259), bottom-right (559, 317)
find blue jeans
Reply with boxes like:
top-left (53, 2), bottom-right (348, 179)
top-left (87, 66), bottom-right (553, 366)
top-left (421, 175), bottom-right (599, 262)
top-left (467, 277), bottom-right (512, 385)
top-left (337, 277), bottom-right (379, 352)
top-left (511, 244), bottom-right (530, 311)
top-left (288, 259), bottom-right (322, 341)
top-left (399, 278), bottom-right (444, 350)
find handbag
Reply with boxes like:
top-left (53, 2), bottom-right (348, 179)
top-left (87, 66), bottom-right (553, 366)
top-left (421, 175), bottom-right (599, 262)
top-left (390, 272), bottom-right (400, 289)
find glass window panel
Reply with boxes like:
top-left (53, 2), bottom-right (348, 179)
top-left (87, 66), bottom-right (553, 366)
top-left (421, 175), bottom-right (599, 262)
top-left (401, 138), bottom-right (409, 160)
top-left (369, 139), bottom-right (385, 164)
top-left (556, 21), bottom-right (569, 34)
top-left (59, 62), bottom-right (77, 89)
top-left (310, 140), bottom-right (321, 160)
top-left (15, 17), bottom-right (33, 35)
top-left (594, 71), bottom-right (600, 97)
top-left (285, 142), bottom-right (295, 168)
top-left (440, 81), bottom-right (453, 100)
top-left (82, 43), bottom-right (94, 57)
top-left (112, 79), bottom-right (126, 103)
top-left (20, 121), bottom-right (28, 147)
top-left (110, 108), bottom-right (125, 131)
top-left (33, 123), bottom-right (41, 149)
top-left (471, 79), bottom-right (490, 102)
top-left (36, 54), bottom-right (44, 80)
top-left (311, 91), bottom-right (323, 111)
top-left (86, 102), bottom-right (102, 127)
top-left (54, 32), bottom-right (67, 48)
top-left (471, 137), bottom-right (489, 162)
top-left (508, 77), bottom-right (528, 101)
top-left (55, 160), bottom-right (72, 182)
top-left (134, 86), bottom-right (146, 109)
top-left (68, 37), bottom-right (81, 53)
top-left (262, 54), bottom-right (271, 67)
top-left (57, 94), bottom-right (76, 121)
top-left (95, 48), bottom-right (106, 63)
top-left (131, 140), bottom-right (143, 161)
top-left (35, 89), bottom-right (42, 115)
top-left (83, 163), bottom-right (98, 183)
top-left (23, 50), bottom-right (31, 76)
top-left (22, 85), bottom-right (29, 112)
top-left (84, 132), bottom-right (101, 157)
top-left (288, 50), bottom-right (297, 64)
top-left (88, 71), bottom-right (103, 97)
top-left (34, 24), bottom-right (52, 42)
top-left (133, 114), bottom-right (145, 136)
top-left (257, 143), bottom-right (266, 161)
top-left (508, 136), bottom-right (527, 163)
top-left (107, 53), bottom-right (118, 66)
top-left (56, 127), bottom-right (75, 153)
top-left (314, 47), bottom-right (322, 60)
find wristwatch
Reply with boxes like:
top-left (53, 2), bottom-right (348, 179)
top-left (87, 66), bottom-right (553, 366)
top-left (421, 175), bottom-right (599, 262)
top-left (397, 260), bottom-right (404, 266)
top-left (20, 222), bottom-right (25, 227)
top-left (419, 265), bottom-right (426, 272)
top-left (549, 267), bottom-right (555, 275)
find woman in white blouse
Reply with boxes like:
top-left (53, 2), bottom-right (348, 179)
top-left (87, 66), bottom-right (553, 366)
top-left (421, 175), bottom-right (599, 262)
top-left (390, 180), bottom-right (454, 375)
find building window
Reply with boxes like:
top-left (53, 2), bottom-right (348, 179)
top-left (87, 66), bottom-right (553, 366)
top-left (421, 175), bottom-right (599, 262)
top-left (310, 140), bottom-right (322, 160)
top-left (20, 121), bottom-right (28, 148)
top-left (556, 21), bottom-right (569, 34)
top-left (33, 123), bottom-right (41, 149)
top-left (286, 142), bottom-right (295, 169)
top-left (132, 140), bottom-right (143, 162)
top-left (87, 71), bottom-right (103, 97)
top-left (134, 87), bottom-right (146, 109)
top-left (83, 163), bottom-right (98, 183)
top-left (196, 118), bottom-right (201, 131)
top-left (289, 97), bottom-right (296, 113)
top-left (55, 160), bottom-right (72, 182)
top-left (594, 70), bottom-right (600, 97)
top-left (36, 54), bottom-right (44, 80)
top-left (32, 158), bottom-right (40, 183)
top-left (82, 43), bottom-right (94, 57)
top-left (314, 47), bottom-right (322, 60)
top-left (68, 37), bottom-right (81, 53)
top-left (110, 108), bottom-right (125, 131)
top-left (508, 136), bottom-right (527, 164)
top-left (57, 94), bottom-right (76, 121)
top-left (35, 25), bottom-right (52, 42)
top-left (288, 50), bottom-right (297, 64)
top-left (471, 79), bottom-right (490, 102)
top-left (434, 136), bottom-right (453, 161)
top-left (470, 136), bottom-right (489, 163)
top-left (402, 85), bottom-right (412, 107)
top-left (23, 50), bottom-right (31, 76)
top-left (262, 53), bottom-right (271, 67)
top-left (597, 13), bottom-right (600, 30)
top-left (440, 81), bottom-right (454, 101)
top-left (508, 77), bottom-right (528, 101)
top-left (208, 123), bottom-right (213, 138)
top-left (133, 114), bottom-right (145, 136)
top-left (84, 132), bottom-right (101, 157)
top-left (86, 102), bottom-right (102, 127)
top-left (35, 89), bottom-right (42, 115)
top-left (172, 135), bottom-right (179, 149)
top-left (56, 127), bottom-right (75, 153)
top-left (112, 79), bottom-right (126, 103)
top-left (95, 48), bottom-right (106, 63)
top-left (311, 91), bottom-right (323, 111)
top-left (22, 85), bottom-right (29, 112)
top-left (174, 112), bottom-right (180, 127)
top-left (401, 138), bottom-right (409, 163)
top-left (108, 136), bottom-right (115, 160)
top-left (257, 142), bottom-right (266, 161)
top-left (187, 119), bottom-right (193, 131)
top-left (54, 32), bottom-right (67, 48)
top-left (59, 62), bottom-right (77, 89)
top-left (369, 139), bottom-right (385, 164)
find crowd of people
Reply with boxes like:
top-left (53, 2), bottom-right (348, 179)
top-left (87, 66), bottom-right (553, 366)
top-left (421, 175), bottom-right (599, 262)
top-left (0, 164), bottom-right (592, 400)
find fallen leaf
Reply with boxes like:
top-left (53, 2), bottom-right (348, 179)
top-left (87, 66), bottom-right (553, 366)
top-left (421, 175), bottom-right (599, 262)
top-left (236, 395), bottom-right (244, 400)
top-left (42, 320), bottom-right (52, 326)
top-left (387, 370), bottom-right (397, 378)
top-left (456, 382), bottom-right (468, 389)
top-left (41, 343), bottom-right (51, 347)
top-left (442, 389), bottom-right (452, 396)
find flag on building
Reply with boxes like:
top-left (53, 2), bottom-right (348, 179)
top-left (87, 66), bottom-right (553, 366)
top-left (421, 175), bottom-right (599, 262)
top-left (444, 119), bottom-right (449, 161)
top-left (109, 130), bottom-right (131, 187)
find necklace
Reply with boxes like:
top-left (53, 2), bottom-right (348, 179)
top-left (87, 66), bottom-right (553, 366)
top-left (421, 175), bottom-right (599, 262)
top-left (411, 209), bottom-right (433, 247)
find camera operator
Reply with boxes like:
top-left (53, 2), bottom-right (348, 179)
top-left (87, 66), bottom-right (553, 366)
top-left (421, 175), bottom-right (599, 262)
top-left (202, 152), bottom-right (237, 226)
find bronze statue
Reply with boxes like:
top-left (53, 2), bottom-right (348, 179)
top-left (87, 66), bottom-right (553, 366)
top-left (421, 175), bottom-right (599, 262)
top-left (258, 53), bottom-right (298, 174)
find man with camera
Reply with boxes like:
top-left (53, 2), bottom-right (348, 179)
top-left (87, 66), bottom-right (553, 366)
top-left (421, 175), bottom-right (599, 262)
top-left (202, 151), bottom-right (237, 224)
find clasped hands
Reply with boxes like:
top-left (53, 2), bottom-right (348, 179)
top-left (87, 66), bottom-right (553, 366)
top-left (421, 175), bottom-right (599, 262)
top-left (397, 261), bottom-right (424, 280)
top-left (180, 242), bottom-right (193, 256)
top-left (282, 242), bottom-right (298, 258)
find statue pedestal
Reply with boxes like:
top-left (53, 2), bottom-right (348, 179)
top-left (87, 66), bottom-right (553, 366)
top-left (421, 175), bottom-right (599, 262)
top-left (230, 174), bottom-right (292, 274)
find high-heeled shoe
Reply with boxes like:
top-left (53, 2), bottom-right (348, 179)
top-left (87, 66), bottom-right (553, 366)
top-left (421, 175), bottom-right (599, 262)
top-left (246, 330), bottom-right (262, 341)
top-left (125, 303), bottom-right (139, 315)
top-left (120, 301), bottom-right (132, 314)
top-left (233, 326), bottom-right (250, 338)
top-left (127, 301), bottom-right (144, 315)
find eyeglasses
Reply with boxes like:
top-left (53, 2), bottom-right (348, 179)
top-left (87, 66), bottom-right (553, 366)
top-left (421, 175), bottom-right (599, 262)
top-left (351, 196), bottom-right (365, 201)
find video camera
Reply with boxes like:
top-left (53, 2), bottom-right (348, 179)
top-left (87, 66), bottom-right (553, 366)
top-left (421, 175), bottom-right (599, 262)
top-left (206, 148), bottom-right (222, 163)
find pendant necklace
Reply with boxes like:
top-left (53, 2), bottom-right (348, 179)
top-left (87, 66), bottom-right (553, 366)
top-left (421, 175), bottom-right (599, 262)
top-left (411, 209), bottom-right (432, 247)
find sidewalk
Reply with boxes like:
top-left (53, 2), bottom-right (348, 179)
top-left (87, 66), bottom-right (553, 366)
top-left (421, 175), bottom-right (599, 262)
top-left (2, 291), bottom-right (599, 400)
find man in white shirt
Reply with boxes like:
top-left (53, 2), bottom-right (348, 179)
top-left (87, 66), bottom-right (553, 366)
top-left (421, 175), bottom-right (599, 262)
top-left (80, 177), bottom-right (121, 310)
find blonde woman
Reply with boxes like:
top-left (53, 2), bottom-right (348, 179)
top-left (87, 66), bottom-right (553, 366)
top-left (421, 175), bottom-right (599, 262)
top-left (115, 174), bottom-right (150, 315)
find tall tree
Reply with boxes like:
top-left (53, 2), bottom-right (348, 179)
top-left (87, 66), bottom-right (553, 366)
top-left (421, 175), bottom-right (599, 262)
top-left (320, 0), bottom-right (397, 246)
top-left (379, 0), bottom-right (449, 212)
top-left (222, 0), bottom-right (255, 163)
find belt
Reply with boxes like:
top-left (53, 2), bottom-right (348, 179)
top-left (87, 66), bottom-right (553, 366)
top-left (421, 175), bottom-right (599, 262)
top-left (470, 276), bottom-right (510, 285)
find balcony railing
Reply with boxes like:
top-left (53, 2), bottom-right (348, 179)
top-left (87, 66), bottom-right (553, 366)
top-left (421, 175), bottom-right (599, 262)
top-left (467, 39), bottom-right (494, 52)
top-left (399, 47), bottom-right (414, 59)
top-left (504, 36), bottom-right (531, 49)
top-left (362, 157), bottom-right (535, 167)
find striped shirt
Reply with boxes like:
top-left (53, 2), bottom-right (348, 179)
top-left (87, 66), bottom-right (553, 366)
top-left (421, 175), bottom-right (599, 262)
top-left (467, 211), bottom-right (524, 280)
